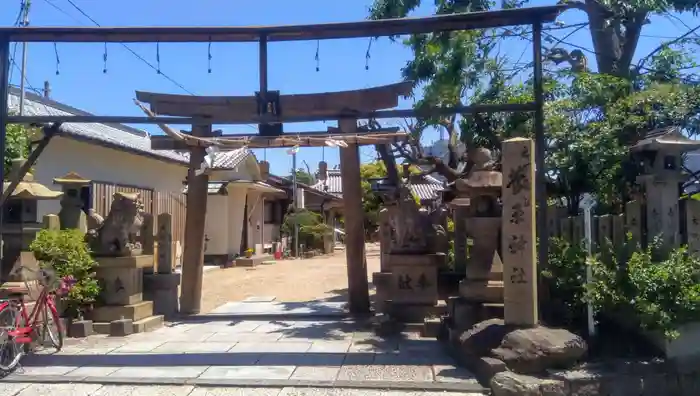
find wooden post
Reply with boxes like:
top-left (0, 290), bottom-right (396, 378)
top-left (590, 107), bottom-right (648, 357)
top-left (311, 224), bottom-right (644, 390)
top-left (501, 137), bottom-right (538, 327)
top-left (338, 118), bottom-right (370, 315)
top-left (179, 124), bottom-right (211, 315)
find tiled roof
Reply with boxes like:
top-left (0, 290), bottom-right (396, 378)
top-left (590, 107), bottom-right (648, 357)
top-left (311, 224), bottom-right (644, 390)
top-left (7, 88), bottom-right (251, 170)
top-left (311, 168), bottom-right (443, 201)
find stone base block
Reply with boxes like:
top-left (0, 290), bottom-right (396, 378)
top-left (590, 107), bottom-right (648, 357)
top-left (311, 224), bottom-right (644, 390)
top-left (143, 273), bottom-right (180, 318)
top-left (460, 280), bottom-right (504, 303)
top-left (422, 317), bottom-right (442, 338)
top-left (91, 301), bottom-right (154, 323)
top-left (133, 315), bottom-right (164, 333)
top-left (68, 320), bottom-right (93, 338)
top-left (109, 318), bottom-right (133, 337)
top-left (386, 300), bottom-right (447, 323)
top-left (384, 253), bottom-right (446, 269)
top-left (235, 255), bottom-right (273, 267)
top-left (95, 255), bottom-right (153, 306)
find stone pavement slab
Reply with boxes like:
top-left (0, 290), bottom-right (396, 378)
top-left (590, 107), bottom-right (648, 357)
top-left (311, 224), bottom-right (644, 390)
top-left (2, 317), bottom-right (483, 393)
top-left (208, 302), bottom-right (348, 317)
top-left (0, 383), bottom-right (485, 396)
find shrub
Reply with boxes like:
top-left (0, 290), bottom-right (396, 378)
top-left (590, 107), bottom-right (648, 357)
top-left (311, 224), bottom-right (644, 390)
top-left (590, 246), bottom-right (700, 340)
top-left (30, 229), bottom-right (100, 319)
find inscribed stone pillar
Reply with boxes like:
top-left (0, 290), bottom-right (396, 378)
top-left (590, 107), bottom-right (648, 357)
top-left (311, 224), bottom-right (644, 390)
top-left (378, 207), bottom-right (391, 271)
top-left (141, 213), bottom-right (155, 255)
top-left (452, 203), bottom-right (469, 273)
top-left (625, 200), bottom-right (643, 249)
top-left (156, 213), bottom-right (173, 274)
top-left (179, 124), bottom-right (211, 315)
top-left (501, 137), bottom-right (538, 327)
top-left (686, 199), bottom-right (700, 254)
top-left (338, 118), bottom-right (370, 314)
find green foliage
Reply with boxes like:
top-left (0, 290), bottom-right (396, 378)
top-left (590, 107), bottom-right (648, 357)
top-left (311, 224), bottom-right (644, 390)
top-left (546, 237), bottom-right (700, 340)
top-left (288, 169), bottom-right (315, 185)
top-left (359, 161), bottom-right (423, 237)
top-left (281, 209), bottom-right (331, 251)
top-left (590, 246), bottom-right (700, 340)
top-left (4, 119), bottom-right (31, 177)
top-left (29, 229), bottom-right (100, 319)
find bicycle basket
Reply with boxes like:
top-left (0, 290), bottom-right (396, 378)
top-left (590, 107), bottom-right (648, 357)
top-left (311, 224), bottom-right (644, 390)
top-left (16, 264), bottom-right (61, 300)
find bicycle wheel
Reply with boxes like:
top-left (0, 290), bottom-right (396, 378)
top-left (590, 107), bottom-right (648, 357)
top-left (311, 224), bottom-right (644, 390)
top-left (40, 300), bottom-right (63, 351)
top-left (0, 302), bottom-right (24, 372)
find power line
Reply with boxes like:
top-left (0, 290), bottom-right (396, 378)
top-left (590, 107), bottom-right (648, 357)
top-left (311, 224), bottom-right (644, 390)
top-left (59, 0), bottom-right (196, 95)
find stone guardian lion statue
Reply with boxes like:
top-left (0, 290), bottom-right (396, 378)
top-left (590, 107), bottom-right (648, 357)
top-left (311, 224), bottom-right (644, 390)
top-left (86, 192), bottom-right (145, 257)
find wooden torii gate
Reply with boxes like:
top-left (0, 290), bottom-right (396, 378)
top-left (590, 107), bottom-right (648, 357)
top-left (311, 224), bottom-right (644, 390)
top-left (0, 4), bottom-right (569, 315)
top-left (138, 83), bottom-right (412, 315)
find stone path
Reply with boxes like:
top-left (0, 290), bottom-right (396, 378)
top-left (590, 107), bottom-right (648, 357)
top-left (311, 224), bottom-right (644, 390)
top-left (0, 383), bottom-right (485, 395)
top-left (2, 318), bottom-right (484, 393)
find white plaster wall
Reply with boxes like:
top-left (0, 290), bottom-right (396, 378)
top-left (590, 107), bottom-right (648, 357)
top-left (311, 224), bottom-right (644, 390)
top-left (264, 224), bottom-right (280, 245)
top-left (246, 190), bottom-right (264, 250)
top-left (203, 194), bottom-right (229, 255)
top-left (227, 185), bottom-right (248, 256)
top-left (33, 136), bottom-right (187, 218)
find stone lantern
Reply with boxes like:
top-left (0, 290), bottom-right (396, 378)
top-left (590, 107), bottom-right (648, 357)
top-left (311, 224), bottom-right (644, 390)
top-left (1, 159), bottom-right (63, 283)
top-left (53, 171), bottom-right (91, 233)
top-left (452, 148), bottom-right (503, 292)
top-left (631, 126), bottom-right (700, 250)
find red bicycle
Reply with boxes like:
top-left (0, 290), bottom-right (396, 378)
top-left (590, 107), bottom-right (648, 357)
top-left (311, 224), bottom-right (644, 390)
top-left (0, 265), bottom-right (75, 372)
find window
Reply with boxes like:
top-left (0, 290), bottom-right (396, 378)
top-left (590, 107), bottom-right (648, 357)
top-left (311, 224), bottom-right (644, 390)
top-left (264, 201), bottom-right (277, 224)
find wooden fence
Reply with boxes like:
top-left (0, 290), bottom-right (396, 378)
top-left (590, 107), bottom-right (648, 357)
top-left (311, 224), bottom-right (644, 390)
top-left (549, 198), bottom-right (700, 255)
top-left (91, 181), bottom-right (186, 260)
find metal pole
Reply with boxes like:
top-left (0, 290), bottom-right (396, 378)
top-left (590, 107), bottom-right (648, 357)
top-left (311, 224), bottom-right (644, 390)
top-left (0, 36), bottom-right (11, 276)
top-left (583, 206), bottom-right (596, 337)
top-left (532, 21), bottom-right (549, 275)
top-left (19, 0), bottom-right (30, 116)
top-left (292, 151), bottom-right (299, 256)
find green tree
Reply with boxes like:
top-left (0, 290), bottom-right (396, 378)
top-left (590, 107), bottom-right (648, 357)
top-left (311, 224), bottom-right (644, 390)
top-left (4, 119), bottom-right (31, 177)
top-left (287, 169), bottom-right (315, 185)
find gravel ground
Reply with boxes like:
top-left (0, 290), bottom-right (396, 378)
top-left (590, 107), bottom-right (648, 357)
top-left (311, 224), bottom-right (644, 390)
top-left (199, 244), bottom-right (381, 313)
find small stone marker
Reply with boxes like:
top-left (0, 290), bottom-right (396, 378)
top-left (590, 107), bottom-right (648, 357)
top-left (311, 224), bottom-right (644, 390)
top-left (687, 199), bottom-right (700, 254)
top-left (156, 213), bottom-right (173, 274)
top-left (42, 214), bottom-right (60, 230)
top-left (501, 137), bottom-right (538, 326)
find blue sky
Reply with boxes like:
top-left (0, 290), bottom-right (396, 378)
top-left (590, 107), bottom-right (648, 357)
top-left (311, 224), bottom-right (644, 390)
top-left (3, 0), bottom-right (698, 176)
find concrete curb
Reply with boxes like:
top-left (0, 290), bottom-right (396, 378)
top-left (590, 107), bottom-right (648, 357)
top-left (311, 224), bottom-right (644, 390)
top-left (1, 374), bottom-right (488, 393)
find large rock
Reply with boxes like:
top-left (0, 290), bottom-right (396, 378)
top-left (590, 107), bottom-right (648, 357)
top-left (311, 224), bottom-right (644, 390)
top-left (491, 372), bottom-right (567, 396)
top-left (492, 326), bottom-right (587, 374)
top-left (454, 318), bottom-right (587, 380)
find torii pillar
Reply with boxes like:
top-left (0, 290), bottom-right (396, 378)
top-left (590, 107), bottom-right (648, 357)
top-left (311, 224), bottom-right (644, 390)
top-left (339, 118), bottom-right (371, 315)
top-left (180, 124), bottom-right (211, 314)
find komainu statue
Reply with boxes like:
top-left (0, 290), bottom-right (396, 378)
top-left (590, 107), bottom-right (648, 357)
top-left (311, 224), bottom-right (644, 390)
top-left (86, 192), bottom-right (145, 256)
top-left (387, 187), bottom-right (433, 254)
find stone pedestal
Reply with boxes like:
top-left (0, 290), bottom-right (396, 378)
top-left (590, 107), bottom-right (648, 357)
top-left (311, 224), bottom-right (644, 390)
top-left (91, 255), bottom-right (163, 335)
top-left (373, 253), bottom-right (445, 324)
top-left (143, 273), bottom-right (181, 319)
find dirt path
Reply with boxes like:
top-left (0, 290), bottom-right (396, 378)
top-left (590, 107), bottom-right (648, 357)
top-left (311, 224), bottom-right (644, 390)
top-left (199, 244), bottom-right (381, 313)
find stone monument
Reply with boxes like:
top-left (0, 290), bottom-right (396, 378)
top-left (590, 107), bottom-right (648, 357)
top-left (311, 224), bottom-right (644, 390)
top-left (143, 213), bottom-right (181, 319)
top-left (86, 191), bottom-right (163, 334)
top-left (372, 186), bottom-right (447, 324)
top-left (501, 138), bottom-right (538, 326)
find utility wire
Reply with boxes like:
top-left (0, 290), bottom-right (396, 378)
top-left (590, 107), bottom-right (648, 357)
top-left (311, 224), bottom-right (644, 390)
top-left (60, 0), bottom-right (196, 95)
